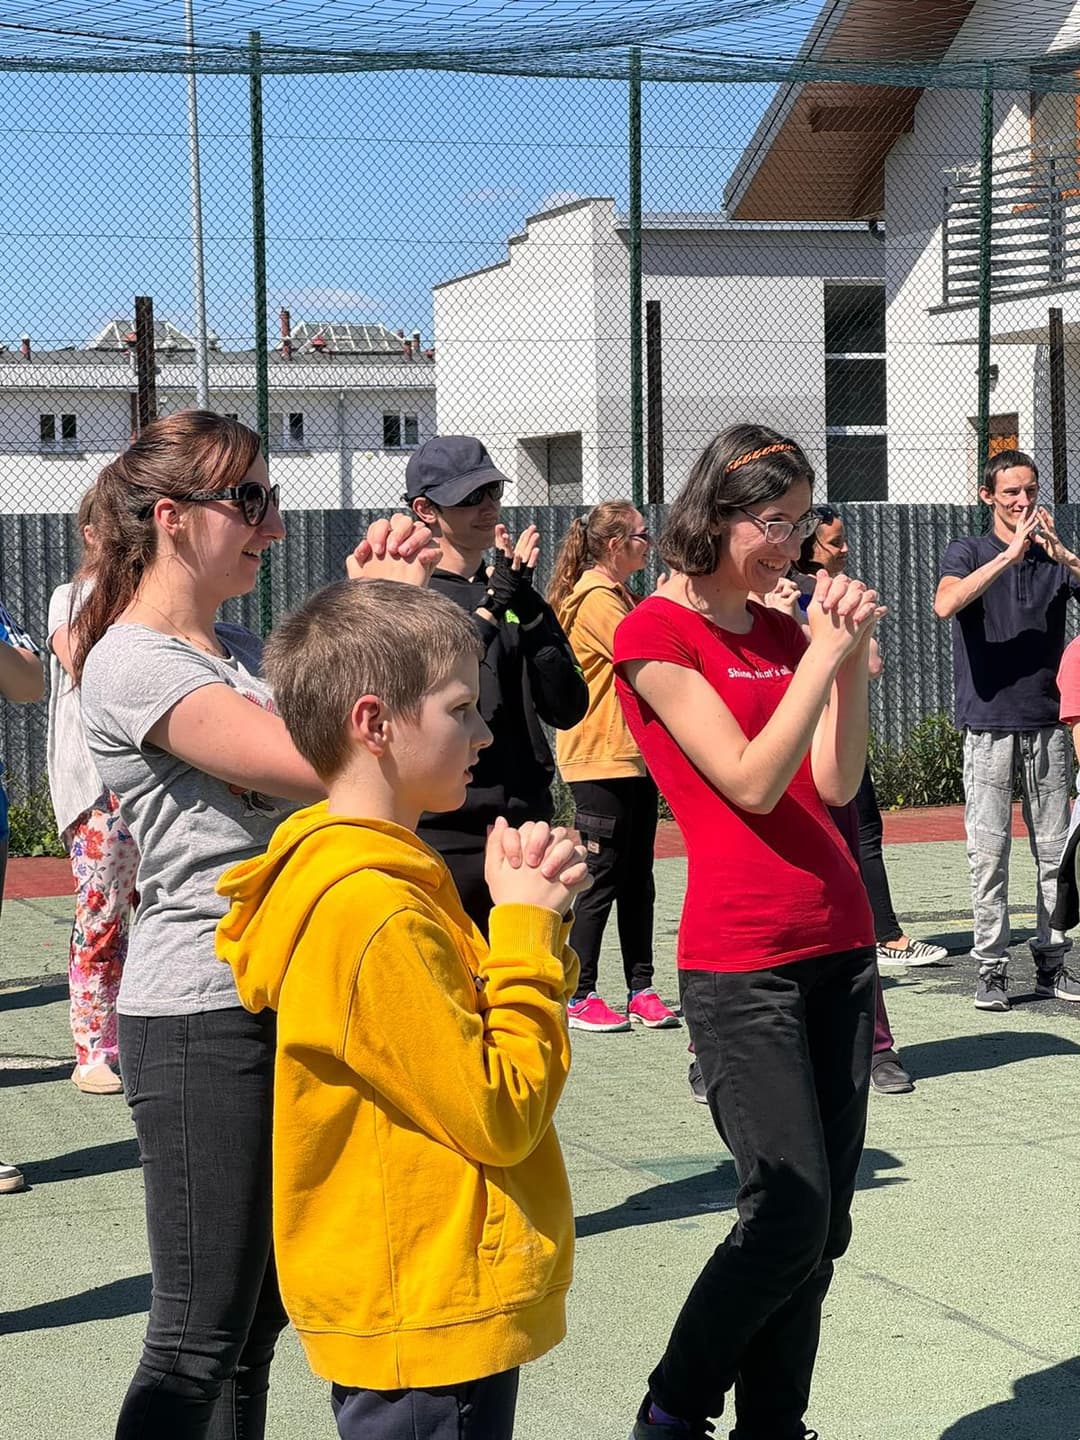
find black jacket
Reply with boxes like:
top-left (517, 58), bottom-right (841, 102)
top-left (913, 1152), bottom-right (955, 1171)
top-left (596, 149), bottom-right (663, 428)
top-left (419, 566), bottom-right (588, 850)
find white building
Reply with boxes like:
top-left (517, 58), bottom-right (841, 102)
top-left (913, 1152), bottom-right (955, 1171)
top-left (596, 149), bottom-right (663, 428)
top-left (724, 0), bottom-right (1080, 502)
top-left (433, 198), bottom-right (885, 505)
top-left (0, 318), bottom-right (435, 513)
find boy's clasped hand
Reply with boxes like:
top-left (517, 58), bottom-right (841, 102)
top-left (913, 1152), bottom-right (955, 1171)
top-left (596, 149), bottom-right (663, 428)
top-left (484, 816), bottom-right (592, 917)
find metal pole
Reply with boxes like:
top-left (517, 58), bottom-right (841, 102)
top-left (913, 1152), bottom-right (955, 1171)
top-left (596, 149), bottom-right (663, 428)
top-left (1050, 305), bottom-right (1068, 502)
top-left (185, 0), bottom-right (210, 409)
top-left (976, 66), bottom-right (994, 481)
top-left (646, 298), bottom-right (664, 503)
top-left (134, 296), bottom-right (157, 430)
top-left (629, 46), bottom-right (643, 509)
top-left (249, 29), bottom-right (272, 634)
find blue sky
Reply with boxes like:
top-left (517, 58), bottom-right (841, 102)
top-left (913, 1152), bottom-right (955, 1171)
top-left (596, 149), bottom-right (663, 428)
top-left (0, 62), bottom-right (785, 351)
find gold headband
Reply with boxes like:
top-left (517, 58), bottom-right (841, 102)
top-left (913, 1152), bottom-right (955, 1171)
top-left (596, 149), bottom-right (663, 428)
top-left (724, 442), bottom-right (797, 475)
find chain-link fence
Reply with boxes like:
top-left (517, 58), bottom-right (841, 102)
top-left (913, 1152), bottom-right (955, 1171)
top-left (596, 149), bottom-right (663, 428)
top-left (0, 1), bottom-right (1077, 823)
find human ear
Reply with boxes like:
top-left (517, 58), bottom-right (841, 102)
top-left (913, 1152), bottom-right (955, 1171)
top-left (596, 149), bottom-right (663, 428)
top-left (350, 695), bottom-right (388, 755)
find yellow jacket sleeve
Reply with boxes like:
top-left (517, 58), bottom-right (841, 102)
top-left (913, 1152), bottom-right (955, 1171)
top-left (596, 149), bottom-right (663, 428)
top-left (344, 902), bottom-right (574, 1169)
top-left (569, 586), bottom-right (627, 665)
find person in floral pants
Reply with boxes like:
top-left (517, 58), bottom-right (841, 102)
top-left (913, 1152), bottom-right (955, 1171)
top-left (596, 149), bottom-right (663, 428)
top-left (48, 490), bottom-right (138, 1095)
top-left (62, 792), bottom-right (138, 1082)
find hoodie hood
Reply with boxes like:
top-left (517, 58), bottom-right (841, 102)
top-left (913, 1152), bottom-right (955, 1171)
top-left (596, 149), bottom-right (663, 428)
top-left (556, 568), bottom-right (626, 635)
top-left (216, 802), bottom-right (446, 1013)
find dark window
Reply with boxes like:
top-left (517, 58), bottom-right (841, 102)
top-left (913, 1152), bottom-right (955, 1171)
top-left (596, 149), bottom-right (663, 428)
top-left (824, 284), bottom-right (885, 354)
top-left (61, 413), bottom-right (77, 442)
top-left (825, 359), bottom-right (887, 427)
top-left (826, 435), bottom-right (888, 502)
top-left (39, 414), bottom-right (55, 444)
top-left (383, 413), bottom-right (401, 448)
top-left (403, 413), bottom-right (419, 446)
top-left (288, 412), bottom-right (304, 446)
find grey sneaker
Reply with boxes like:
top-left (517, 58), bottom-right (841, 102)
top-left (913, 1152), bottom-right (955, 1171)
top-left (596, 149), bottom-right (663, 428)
top-left (871, 1054), bottom-right (915, 1094)
top-left (975, 969), bottom-right (1010, 1011)
top-left (1035, 963), bottom-right (1080, 1002)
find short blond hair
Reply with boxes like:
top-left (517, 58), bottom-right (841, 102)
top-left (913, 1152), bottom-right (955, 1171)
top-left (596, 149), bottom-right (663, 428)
top-left (264, 579), bottom-right (483, 781)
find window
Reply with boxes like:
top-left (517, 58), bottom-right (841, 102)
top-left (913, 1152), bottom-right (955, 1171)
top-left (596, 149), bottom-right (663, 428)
top-left (383, 412), bottom-right (419, 449)
top-left (39, 413), bottom-right (78, 452)
top-left (824, 284), bottom-right (887, 500)
top-left (268, 411), bottom-right (307, 452)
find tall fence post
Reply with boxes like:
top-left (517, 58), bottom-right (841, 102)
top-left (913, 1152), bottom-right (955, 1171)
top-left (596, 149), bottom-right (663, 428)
top-left (629, 46), bottom-right (644, 509)
top-left (646, 298), bottom-right (664, 503)
top-left (185, 0), bottom-right (211, 409)
top-left (249, 29), bottom-right (273, 635)
top-left (134, 295), bottom-right (157, 430)
top-left (976, 65), bottom-right (994, 482)
top-left (1050, 305), bottom-right (1068, 502)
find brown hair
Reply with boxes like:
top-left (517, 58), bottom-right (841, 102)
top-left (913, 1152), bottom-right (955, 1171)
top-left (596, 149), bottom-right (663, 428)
top-left (72, 411), bottom-right (262, 682)
top-left (982, 448), bottom-right (1038, 493)
top-left (547, 500), bottom-right (638, 612)
top-left (660, 423), bottom-right (814, 577)
top-left (76, 485), bottom-right (97, 533)
top-left (264, 579), bottom-right (484, 782)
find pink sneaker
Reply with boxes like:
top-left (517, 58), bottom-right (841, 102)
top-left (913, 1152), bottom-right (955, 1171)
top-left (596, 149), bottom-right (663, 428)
top-left (567, 992), bottom-right (631, 1032)
top-left (627, 988), bottom-right (681, 1029)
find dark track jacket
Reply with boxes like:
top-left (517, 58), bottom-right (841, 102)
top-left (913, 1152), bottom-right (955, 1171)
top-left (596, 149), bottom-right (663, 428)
top-left (419, 566), bottom-right (588, 851)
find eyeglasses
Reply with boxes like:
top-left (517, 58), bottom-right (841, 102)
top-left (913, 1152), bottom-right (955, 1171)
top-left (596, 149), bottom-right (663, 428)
top-left (184, 482), bottom-right (280, 527)
top-left (737, 507), bottom-right (819, 546)
top-left (630, 530), bottom-right (650, 542)
top-left (451, 480), bottom-right (504, 508)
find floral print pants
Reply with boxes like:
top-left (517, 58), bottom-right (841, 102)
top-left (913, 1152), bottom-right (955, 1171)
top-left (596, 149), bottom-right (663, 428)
top-left (63, 793), bottom-right (138, 1067)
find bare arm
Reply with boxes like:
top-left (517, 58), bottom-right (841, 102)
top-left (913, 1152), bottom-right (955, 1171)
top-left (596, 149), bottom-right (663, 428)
top-left (0, 643), bottom-right (44, 703)
top-left (50, 623), bottom-right (76, 683)
top-left (145, 684), bottom-right (325, 803)
top-left (810, 642), bottom-right (873, 807)
top-left (934, 516), bottom-right (1037, 619)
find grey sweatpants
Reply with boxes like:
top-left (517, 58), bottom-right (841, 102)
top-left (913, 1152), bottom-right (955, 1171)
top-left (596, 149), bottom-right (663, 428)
top-left (962, 726), bottom-right (1072, 970)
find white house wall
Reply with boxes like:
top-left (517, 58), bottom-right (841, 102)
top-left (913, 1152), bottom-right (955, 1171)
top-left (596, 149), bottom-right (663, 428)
top-left (884, 0), bottom-right (1080, 502)
top-left (0, 377), bottom-right (434, 513)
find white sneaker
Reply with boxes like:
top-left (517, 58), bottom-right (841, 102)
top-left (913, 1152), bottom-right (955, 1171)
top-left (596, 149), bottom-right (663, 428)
top-left (0, 1159), bottom-right (25, 1194)
top-left (876, 938), bottom-right (948, 967)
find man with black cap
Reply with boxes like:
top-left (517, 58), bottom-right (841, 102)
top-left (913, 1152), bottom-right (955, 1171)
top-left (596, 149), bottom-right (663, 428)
top-left (406, 434), bottom-right (588, 929)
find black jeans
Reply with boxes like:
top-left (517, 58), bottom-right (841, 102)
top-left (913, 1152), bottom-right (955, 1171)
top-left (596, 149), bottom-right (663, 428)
top-left (568, 776), bottom-right (658, 998)
top-left (115, 1008), bottom-right (288, 1440)
top-left (332, 1369), bottom-right (519, 1440)
top-left (854, 766), bottom-right (902, 945)
top-left (649, 948), bottom-right (875, 1437)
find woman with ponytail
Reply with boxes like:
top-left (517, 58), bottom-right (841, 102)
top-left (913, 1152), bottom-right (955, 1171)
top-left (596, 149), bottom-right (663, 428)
top-left (76, 410), bottom-right (434, 1439)
top-left (549, 502), bottom-right (678, 1032)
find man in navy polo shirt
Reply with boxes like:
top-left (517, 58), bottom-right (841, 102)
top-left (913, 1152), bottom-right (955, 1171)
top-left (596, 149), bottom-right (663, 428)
top-left (935, 449), bottom-right (1080, 1011)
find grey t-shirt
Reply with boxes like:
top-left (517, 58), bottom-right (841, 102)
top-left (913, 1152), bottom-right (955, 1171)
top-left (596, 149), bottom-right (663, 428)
top-left (80, 622), bottom-right (294, 1016)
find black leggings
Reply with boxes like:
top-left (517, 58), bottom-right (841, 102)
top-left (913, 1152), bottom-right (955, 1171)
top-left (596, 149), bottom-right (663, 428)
top-left (854, 766), bottom-right (902, 945)
top-left (568, 776), bottom-right (658, 999)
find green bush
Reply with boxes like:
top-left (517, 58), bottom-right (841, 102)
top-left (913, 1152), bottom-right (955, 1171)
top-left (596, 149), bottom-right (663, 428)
top-left (869, 713), bottom-right (965, 810)
top-left (6, 772), bottom-right (66, 858)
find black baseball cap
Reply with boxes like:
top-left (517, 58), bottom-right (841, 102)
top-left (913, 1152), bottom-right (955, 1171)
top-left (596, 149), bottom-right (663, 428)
top-left (404, 435), bottom-right (509, 506)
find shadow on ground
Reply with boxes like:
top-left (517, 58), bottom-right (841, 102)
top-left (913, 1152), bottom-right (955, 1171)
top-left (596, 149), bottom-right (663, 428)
top-left (576, 1149), bottom-right (903, 1238)
top-left (904, 1030), bottom-right (1080, 1080)
top-left (938, 1357), bottom-right (1080, 1439)
top-left (0, 1274), bottom-right (151, 1335)
top-left (0, 982), bottom-right (68, 1012)
top-left (20, 1138), bottom-right (139, 1187)
top-left (0, 1060), bottom-right (73, 1088)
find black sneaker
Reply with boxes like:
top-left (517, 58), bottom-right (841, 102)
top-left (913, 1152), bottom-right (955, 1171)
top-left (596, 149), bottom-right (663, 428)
top-left (870, 1053), bottom-right (915, 1094)
top-left (975, 969), bottom-right (1010, 1011)
top-left (688, 1060), bottom-right (708, 1104)
top-left (1034, 963), bottom-right (1080, 1002)
top-left (630, 1394), bottom-right (715, 1439)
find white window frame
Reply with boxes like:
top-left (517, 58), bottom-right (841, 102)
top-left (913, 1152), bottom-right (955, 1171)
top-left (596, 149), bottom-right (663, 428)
top-left (382, 411), bottom-right (420, 450)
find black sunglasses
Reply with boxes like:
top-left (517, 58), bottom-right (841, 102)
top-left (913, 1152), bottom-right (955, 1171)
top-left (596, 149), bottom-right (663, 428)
top-left (175, 482), bottom-right (280, 527)
top-left (451, 480), bottom-right (504, 508)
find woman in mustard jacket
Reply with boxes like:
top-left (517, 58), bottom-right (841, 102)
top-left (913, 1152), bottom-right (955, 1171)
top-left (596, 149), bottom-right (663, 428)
top-left (549, 502), bottom-right (679, 1033)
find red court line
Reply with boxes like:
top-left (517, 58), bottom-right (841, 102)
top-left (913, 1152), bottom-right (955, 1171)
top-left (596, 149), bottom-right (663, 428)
top-left (5, 857), bottom-right (72, 900)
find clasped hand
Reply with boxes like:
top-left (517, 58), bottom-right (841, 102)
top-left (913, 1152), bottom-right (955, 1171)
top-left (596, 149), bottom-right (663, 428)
top-left (485, 817), bottom-right (591, 916)
top-left (806, 570), bottom-right (886, 659)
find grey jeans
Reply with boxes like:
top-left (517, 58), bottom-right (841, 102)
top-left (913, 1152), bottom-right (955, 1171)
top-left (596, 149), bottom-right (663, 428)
top-left (962, 727), bottom-right (1072, 969)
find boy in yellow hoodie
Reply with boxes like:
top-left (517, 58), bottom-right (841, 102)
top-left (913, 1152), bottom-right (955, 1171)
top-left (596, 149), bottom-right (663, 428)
top-left (216, 577), bottom-right (588, 1440)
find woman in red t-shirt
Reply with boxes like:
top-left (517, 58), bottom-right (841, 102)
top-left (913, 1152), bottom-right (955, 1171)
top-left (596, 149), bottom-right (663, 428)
top-left (616, 424), bottom-right (882, 1440)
